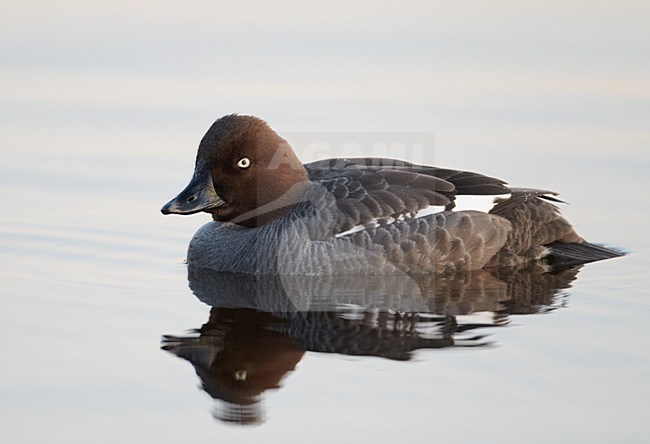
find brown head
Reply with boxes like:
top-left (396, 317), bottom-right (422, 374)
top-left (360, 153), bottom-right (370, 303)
top-left (161, 115), bottom-right (309, 227)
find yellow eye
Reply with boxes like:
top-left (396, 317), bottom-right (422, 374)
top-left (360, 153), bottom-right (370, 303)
top-left (237, 157), bottom-right (251, 169)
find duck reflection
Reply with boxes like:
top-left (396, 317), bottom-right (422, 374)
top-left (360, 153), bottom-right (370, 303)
top-left (161, 264), bottom-right (580, 425)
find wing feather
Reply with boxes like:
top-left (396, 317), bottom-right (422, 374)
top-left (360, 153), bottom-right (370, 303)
top-left (305, 157), bottom-right (510, 236)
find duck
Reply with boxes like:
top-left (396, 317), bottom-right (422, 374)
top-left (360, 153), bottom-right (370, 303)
top-left (161, 114), bottom-right (622, 275)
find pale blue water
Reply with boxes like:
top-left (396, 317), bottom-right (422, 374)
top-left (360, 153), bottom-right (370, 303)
top-left (1, 2), bottom-right (649, 443)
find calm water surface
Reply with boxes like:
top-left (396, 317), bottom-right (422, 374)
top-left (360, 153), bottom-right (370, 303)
top-left (1, 131), bottom-right (648, 443)
top-left (1, 2), bottom-right (649, 443)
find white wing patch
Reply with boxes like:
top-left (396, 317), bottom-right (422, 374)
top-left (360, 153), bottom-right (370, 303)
top-left (333, 206), bottom-right (443, 238)
top-left (453, 194), bottom-right (511, 213)
top-left (334, 194), bottom-right (511, 239)
top-left (334, 223), bottom-right (374, 238)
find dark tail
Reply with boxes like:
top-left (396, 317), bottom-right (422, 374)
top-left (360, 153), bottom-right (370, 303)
top-left (544, 241), bottom-right (625, 270)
